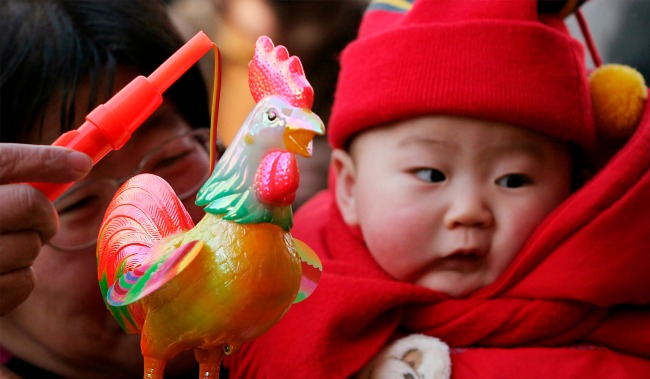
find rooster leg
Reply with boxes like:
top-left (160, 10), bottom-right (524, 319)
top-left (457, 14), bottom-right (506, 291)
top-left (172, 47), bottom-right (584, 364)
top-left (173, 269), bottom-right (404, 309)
top-left (195, 347), bottom-right (223, 379)
top-left (143, 357), bottom-right (166, 379)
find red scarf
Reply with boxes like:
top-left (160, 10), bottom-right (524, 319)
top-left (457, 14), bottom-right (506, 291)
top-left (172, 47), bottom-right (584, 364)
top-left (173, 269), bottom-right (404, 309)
top-left (228, 106), bottom-right (650, 378)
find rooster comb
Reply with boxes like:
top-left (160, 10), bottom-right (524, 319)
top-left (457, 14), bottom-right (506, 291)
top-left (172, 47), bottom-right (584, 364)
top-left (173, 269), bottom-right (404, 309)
top-left (248, 36), bottom-right (314, 109)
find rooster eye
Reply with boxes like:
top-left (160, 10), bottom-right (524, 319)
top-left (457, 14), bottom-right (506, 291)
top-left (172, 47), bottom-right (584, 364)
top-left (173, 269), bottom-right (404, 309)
top-left (266, 109), bottom-right (278, 122)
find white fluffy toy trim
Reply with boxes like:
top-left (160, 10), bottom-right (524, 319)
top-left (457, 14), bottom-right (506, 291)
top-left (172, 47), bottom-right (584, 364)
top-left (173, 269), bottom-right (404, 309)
top-left (358, 334), bottom-right (451, 379)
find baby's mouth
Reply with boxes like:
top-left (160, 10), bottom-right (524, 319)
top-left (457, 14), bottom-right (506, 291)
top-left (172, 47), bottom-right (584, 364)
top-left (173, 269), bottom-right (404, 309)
top-left (437, 249), bottom-right (486, 272)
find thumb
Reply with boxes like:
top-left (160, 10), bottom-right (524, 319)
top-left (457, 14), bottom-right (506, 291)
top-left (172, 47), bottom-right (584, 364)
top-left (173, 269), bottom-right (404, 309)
top-left (0, 144), bottom-right (92, 184)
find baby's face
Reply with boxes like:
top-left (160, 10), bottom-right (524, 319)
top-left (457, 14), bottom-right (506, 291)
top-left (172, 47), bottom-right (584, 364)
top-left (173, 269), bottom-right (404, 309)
top-left (333, 116), bottom-right (573, 297)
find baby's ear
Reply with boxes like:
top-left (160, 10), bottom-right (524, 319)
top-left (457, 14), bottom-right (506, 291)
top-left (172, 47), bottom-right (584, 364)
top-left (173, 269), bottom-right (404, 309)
top-left (331, 149), bottom-right (359, 226)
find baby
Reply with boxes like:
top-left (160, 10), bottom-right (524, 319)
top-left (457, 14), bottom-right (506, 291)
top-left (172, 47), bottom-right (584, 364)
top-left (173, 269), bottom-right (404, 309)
top-left (226, 0), bottom-right (650, 378)
top-left (333, 115), bottom-right (574, 298)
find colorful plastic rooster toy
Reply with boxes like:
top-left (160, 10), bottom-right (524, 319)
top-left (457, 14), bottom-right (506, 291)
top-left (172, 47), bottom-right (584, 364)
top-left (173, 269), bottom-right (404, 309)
top-left (96, 36), bottom-right (325, 378)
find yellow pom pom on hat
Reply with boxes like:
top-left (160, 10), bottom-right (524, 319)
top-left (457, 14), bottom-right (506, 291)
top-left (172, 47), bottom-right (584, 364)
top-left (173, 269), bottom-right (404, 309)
top-left (589, 64), bottom-right (647, 142)
top-left (574, 9), bottom-right (647, 147)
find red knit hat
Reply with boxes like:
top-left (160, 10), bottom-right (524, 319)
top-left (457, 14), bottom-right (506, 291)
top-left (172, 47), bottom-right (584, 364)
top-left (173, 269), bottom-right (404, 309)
top-left (328, 0), bottom-right (595, 149)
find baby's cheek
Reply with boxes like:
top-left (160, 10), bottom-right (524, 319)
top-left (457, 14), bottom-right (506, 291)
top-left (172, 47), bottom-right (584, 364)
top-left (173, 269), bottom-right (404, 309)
top-left (365, 209), bottom-right (425, 247)
top-left (510, 204), bottom-right (556, 237)
top-left (362, 212), bottom-right (427, 280)
top-left (497, 207), bottom-right (550, 264)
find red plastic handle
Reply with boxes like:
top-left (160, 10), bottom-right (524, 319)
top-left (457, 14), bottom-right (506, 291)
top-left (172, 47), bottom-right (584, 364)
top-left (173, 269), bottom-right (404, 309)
top-left (29, 32), bottom-right (214, 201)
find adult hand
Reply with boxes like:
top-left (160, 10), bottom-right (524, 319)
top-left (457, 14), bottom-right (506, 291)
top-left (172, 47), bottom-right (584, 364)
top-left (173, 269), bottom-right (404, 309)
top-left (0, 143), bottom-right (92, 315)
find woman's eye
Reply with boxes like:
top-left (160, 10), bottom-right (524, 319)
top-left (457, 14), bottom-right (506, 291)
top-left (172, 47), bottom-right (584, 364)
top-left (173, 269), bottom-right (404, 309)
top-left (146, 143), bottom-right (199, 174)
top-left (152, 151), bottom-right (192, 171)
top-left (496, 174), bottom-right (532, 188)
top-left (415, 168), bottom-right (446, 183)
top-left (56, 195), bottom-right (102, 217)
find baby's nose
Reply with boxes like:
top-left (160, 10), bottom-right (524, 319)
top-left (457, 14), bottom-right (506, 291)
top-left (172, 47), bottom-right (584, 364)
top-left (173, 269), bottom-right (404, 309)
top-left (443, 188), bottom-right (493, 229)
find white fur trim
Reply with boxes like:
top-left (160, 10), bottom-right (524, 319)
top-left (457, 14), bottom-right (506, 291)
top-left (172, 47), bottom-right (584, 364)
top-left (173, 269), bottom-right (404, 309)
top-left (360, 334), bottom-right (451, 379)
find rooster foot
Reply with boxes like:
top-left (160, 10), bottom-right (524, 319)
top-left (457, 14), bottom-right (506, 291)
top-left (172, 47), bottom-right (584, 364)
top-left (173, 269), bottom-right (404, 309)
top-left (195, 346), bottom-right (226, 379)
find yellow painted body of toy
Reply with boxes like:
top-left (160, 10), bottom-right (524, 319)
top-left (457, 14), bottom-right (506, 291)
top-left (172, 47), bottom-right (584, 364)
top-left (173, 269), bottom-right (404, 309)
top-left (139, 215), bottom-right (301, 361)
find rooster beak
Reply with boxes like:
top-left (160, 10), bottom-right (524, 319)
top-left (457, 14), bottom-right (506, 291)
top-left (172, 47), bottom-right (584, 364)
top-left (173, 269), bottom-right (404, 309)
top-left (284, 109), bottom-right (325, 158)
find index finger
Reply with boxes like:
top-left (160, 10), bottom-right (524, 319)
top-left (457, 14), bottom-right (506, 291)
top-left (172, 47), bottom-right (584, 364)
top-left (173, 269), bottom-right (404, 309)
top-left (0, 144), bottom-right (92, 184)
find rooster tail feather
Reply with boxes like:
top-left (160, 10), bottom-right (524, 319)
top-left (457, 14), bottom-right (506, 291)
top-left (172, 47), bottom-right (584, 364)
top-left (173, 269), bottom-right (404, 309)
top-left (99, 270), bottom-right (142, 333)
top-left (97, 173), bottom-right (196, 331)
top-left (293, 238), bottom-right (322, 303)
top-left (107, 240), bottom-right (204, 306)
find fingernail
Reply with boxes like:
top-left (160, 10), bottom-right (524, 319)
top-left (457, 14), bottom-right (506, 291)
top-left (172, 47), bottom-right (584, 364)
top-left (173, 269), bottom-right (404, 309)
top-left (68, 151), bottom-right (93, 173)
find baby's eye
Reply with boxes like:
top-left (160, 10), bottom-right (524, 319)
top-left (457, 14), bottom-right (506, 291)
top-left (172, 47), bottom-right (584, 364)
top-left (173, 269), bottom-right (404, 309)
top-left (496, 174), bottom-right (532, 188)
top-left (415, 168), bottom-right (446, 183)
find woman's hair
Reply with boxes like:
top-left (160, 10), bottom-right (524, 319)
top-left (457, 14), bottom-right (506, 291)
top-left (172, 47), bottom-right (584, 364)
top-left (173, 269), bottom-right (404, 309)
top-left (0, 0), bottom-right (210, 143)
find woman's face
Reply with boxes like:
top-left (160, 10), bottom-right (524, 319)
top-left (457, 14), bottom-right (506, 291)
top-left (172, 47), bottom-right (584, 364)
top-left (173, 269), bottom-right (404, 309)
top-left (0, 69), bottom-right (209, 377)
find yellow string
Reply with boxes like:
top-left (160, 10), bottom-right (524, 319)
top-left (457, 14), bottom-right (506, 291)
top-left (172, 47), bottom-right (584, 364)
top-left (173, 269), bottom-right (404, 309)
top-left (209, 43), bottom-right (222, 174)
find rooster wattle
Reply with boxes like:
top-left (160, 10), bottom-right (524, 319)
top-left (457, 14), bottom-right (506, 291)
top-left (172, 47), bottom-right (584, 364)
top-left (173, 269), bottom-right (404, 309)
top-left (96, 36), bottom-right (324, 378)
